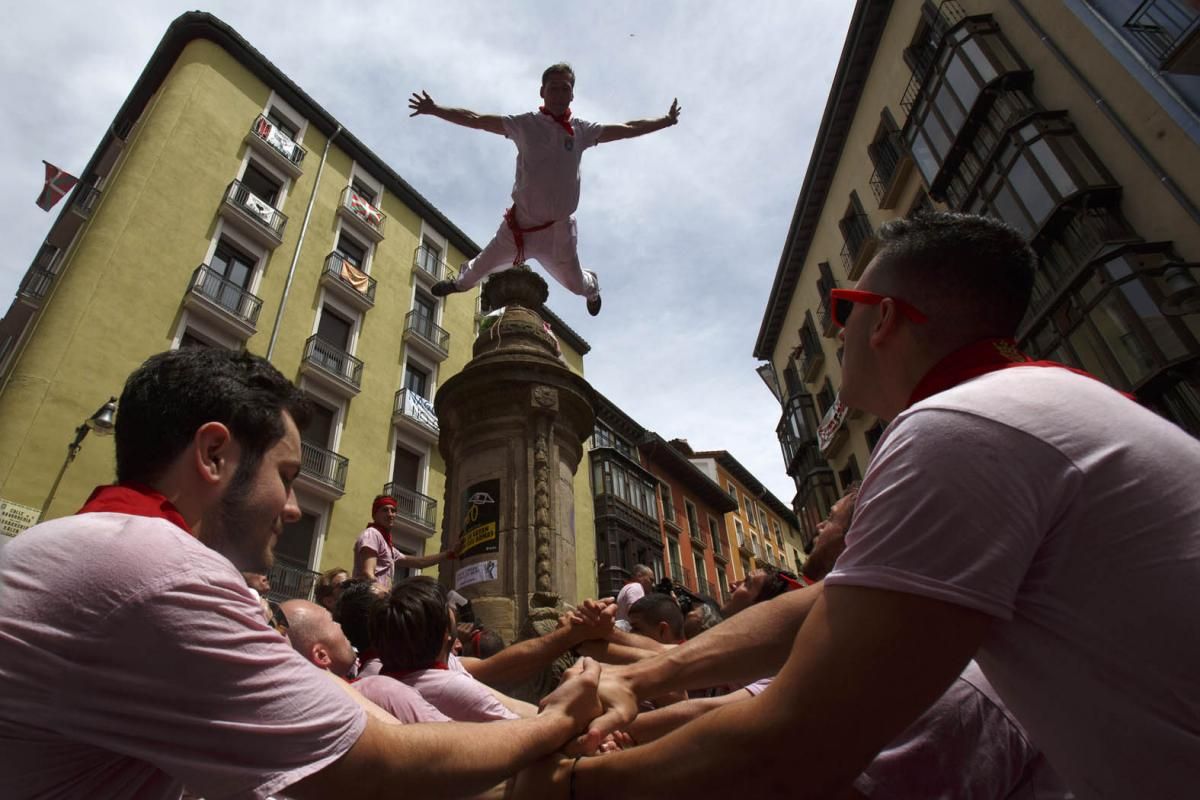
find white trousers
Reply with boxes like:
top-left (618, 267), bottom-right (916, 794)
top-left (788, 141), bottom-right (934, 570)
top-left (456, 215), bottom-right (599, 299)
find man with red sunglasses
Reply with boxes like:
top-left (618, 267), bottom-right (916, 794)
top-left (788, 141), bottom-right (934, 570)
top-left (409, 63), bottom-right (680, 317)
top-left (515, 212), bottom-right (1200, 799)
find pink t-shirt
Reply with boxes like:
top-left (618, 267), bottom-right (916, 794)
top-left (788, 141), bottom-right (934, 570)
top-left (826, 367), bottom-right (1200, 798)
top-left (502, 111), bottom-right (603, 224)
top-left (353, 676), bottom-right (450, 723)
top-left (400, 666), bottom-right (519, 722)
top-left (0, 512), bottom-right (367, 800)
top-left (614, 581), bottom-right (645, 622)
top-left (354, 525), bottom-right (397, 589)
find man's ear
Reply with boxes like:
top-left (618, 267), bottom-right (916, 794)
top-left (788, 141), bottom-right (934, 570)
top-left (193, 421), bottom-right (236, 486)
top-left (658, 621), bottom-right (671, 643)
top-left (869, 298), bottom-right (905, 348)
top-left (312, 643), bottom-right (331, 669)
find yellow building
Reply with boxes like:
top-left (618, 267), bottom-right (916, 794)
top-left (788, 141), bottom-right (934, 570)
top-left (755, 0), bottom-right (1200, 540)
top-left (0, 12), bottom-right (595, 602)
top-left (686, 449), bottom-right (808, 584)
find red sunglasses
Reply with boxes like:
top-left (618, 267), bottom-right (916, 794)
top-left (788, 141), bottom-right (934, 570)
top-left (830, 289), bottom-right (928, 328)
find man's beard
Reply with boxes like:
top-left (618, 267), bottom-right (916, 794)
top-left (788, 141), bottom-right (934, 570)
top-left (204, 458), bottom-right (275, 573)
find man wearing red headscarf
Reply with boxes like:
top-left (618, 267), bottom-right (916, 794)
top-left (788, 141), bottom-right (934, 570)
top-left (353, 494), bottom-right (458, 590)
top-left (408, 63), bottom-right (680, 317)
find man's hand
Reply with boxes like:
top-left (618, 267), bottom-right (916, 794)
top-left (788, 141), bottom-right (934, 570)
top-left (408, 90), bottom-right (437, 117)
top-left (538, 656), bottom-right (603, 738)
top-left (568, 662), bottom-right (638, 755)
top-left (571, 597), bottom-right (615, 626)
top-left (666, 98), bottom-right (681, 125)
top-left (560, 602), bottom-right (616, 646)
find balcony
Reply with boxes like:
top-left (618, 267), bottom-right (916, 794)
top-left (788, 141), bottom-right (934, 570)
top-left (668, 559), bottom-right (684, 583)
top-left (712, 544), bottom-right (728, 564)
top-left (266, 560), bottom-right (321, 603)
top-left (245, 115), bottom-right (306, 178)
top-left (320, 252), bottom-right (376, 312)
top-left (337, 186), bottom-right (386, 243)
top-left (818, 296), bottom-right (837, 338)
top-left (299, 335), bottom-right (363, 398)
top-left (18, 268), bottom-right (56, 306)
top-left (45, 186), bottom-right (101, 249)
top-left (839, 212), bottom-right (877, 281)
top-left (218, 180), bottom-right (287, 250)
top-left (383, 482), bottom-right (438, 537)
top-left (800, 332), bottom-right (825, 384)
top-left (689, 525), bottom-right (706, 550)
top-left (393, 388), bottom-right (440, 446)
top-left (697, 574), bottom-right (711, 597)
top-left (182, 264), bottom-right (263, 340)
top-left (899, 1), bottom-right (968, 118)
top-left (296, 441), bottom-right (348, 501)
top-left (817, 397), bottom-right (851, 459)
top-left (72, 185), bottom-right (102, 219)
top-left (1125, 0), bottom-right (1200, 74)
top-left (868, 130), bottom-right (913, 209)
top-left (403, 311), bottom-right (451, 362)
top-left (413, 244), bottom-right (448, 285)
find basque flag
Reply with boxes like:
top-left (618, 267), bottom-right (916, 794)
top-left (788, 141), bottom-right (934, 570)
top-left (36, 161), bottom-right (79, 211)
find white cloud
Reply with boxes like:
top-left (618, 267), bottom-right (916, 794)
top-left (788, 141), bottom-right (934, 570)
top-left (0, 0), bottom-right (855, 504)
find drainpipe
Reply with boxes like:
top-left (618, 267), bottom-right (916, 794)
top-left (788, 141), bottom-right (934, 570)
top-left (1008, 0), bottom-right (1200, 227)
top-left (266, 123), bottom-right (342, 360)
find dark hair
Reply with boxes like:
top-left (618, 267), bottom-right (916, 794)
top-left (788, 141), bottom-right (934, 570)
top-left (629, 592), bottom-right (685, 641)
top-left (756, 563), bottom-right (800, 603)
top-left (333, 578), bottom-right (380, 653)
top-left (115, 348), bottom-right (311, 484)
top-left (315, 567), bottom-right (348, 605)
top-left (371, 577), bottom-right (450, 672)
top-left (542, 62), bottom-right (575, 86)
top-left (476, 628), bottom-right (506, 659)
top-left (870, 212), bottom-right (1036, 345)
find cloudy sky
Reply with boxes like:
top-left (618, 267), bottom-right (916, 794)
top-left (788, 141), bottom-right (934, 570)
top-left (0, 1), bottom-right (855, 505)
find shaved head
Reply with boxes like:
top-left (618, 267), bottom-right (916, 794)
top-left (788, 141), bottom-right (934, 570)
top-left (281, 599), bottom-right (357, 678)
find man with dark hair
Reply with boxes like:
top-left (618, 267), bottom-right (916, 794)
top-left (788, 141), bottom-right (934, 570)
top-left (354, 494), bottom-right (458, 590)
top-left (519, 212), bottom-right (1200, 798)
top-left (374, 577), bottom-right (540, 722)
top-left (334, 576), bottom-right (385, 677)
top-left (409, 64), bottom-right (681, 316)
top-left (0, 347), bottom-right (603, 799)
top-left (314, 566), bottom-right (349, 612)
top-left (626, 594), bottom-right (685, 645)
top-left (719, 562), bottom-right (800, 618)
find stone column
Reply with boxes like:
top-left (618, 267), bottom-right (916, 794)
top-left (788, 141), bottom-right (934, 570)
top-left (435, 266), bottom-right (595, 645)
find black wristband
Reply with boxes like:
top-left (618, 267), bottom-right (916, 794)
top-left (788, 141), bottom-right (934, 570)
top-left (569, 755), bottom-right (583, 800)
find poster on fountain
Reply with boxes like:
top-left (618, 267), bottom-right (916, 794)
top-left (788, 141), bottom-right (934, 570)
top-left (458, 478), bottom-right (501, 559)
top-left (455, 559), bottom-right (498, 590)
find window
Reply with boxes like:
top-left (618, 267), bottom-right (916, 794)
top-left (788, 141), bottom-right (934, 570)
top-left (275, 511), bottom-right (318, 568)
top-left (419, 238), bottom-right (443, 273)
top-left (352, 179), bottom-right (377, 205)
top-left (817, 379), bottom-right (836, 416)
top-left (179, 331), bottom-right (213, 349)
top-left (317, 307), bottom-right (353, 353)
top-left (684, 499), bottom-right (701, 541)
top-left (838, 456), bottom-right (862, 492)
top-left (741, 493), bottom-right (754, 525)
top-left (593, 421), bottom-right (637, 459)
top-left (718, 569), bottom-right (729, 601)
top-left (392, 446), bottom-right (421, 492)
top-left (242, 161), bottom-right (281, 206)
top-left (773, 520), bottom-right (783, 548)
top-left (591, 458), bottom-right (660, 521)
top-left (210, 239), bottom-right (256, 289)
top-left (412, 291), bottom-right (437, 337)
top-left (865, 421), bottom-right (886, 453)
top-left (303, 402), bottom-right (336, 449)
top-left (734, 519), bottom-right (745, 547)
top-left (726, 482), bottom-right (737, 499)
top-left (404, 362), bottom-right (429, 399)
top-left (693, 553), bottom-right (707, 593)
top-left (660, 484), bottom-right (676, 523)
top-left (750, 533), bottom-right (761, 558)
top-left (708, 516), bottom-right (723, 555)
top-left (267, 108), bottom-right (300, 140)
top-left (667, 537), bottom-right (682, 578)
top-left (336, 233), bottom-right (367, 269)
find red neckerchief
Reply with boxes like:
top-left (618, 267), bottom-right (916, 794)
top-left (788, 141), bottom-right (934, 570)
top-left (368, 522), bottom-right (394, 552)
top-left (77, 483), bottom-right (191, 533)
top-left (908, 338), bottom-right (1133, 408)
top-left (539, 105), bottom-right (574, 136)
top-left (381, 662), bottom-right (449, 680)
top-left (792, 573), bottom-right (820, 589)
top-left (468, 628), bottom-right (483, 658)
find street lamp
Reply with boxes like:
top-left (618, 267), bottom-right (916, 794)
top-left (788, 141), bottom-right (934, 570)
top-left (40, 397), bottom-right (118, 519)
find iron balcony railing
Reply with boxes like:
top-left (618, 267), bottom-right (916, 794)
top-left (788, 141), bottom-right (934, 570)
top-left (188, 264), bottom-right (263, 324)
top-left (697, 574), bottom-right (711, 597)
top-left (250, 114), bottom-right (307, 168)
top-left (300, 441), bottom-right (348, 491)
top-left (266, 559), bottom-right (321, 603)
top-left (73, 185), bottom-right (102, 217)
top-left (840, 212), bottom-right (875, 271)
top-left (225, 180), bottom-right (287, 238)
top-left (800, 328), bottom-right (825, 382)
top-left (405, 311), bottom-right (451, 354)
top-left (868, 130), bottom-right (908, 203)
top-left (19, 268), bottom-right (56, 302)
top-left (899, 0), bottom-right (967, 117)
top-left (413, 244), bottom-right (448, 281)
top-left (324, 252), bottom-right (377, 303)
top-left (818, 296), bottom-right (834, 336)
top-left (340, 186), bottom-right (386, 237)
top-left (1124, 0), bottom-right (1199, 65)
top-left (303, 335), bottom-right (363, 388)
top-left (394, 388), bottom-right (440, 433)
top-left (382, 482), bottom-right (438, 528)
top-left (669, 559), bottom-right (684, 583)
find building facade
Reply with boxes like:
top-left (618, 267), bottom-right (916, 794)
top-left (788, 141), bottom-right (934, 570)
top-left (0, 12), bottom-right (597, 602)
top-left (754, 0), bottom-right (1200, 541)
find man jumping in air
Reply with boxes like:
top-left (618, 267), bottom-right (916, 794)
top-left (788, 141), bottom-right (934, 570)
top-left (409, 63), bottom-right (680, 316)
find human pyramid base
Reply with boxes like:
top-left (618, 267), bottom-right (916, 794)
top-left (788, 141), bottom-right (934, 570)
top-left (0, 66), bottom-right (1196, 800)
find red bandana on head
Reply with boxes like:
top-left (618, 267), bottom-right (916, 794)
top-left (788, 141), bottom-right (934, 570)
top-left (539, 106), bottom-right (574, 136)
top-left (907, 338), bottom-right (1136, 408)
top-left (77, 483), bottom-right (191, 533)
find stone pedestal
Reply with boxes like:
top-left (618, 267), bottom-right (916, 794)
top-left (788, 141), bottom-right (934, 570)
top-left (435, 267), bottom-right (595, 646)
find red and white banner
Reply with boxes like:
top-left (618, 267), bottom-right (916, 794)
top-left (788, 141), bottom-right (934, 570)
top-left (35, 161), bottom-right (79, 211)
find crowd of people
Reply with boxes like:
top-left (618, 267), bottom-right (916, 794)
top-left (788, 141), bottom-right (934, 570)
top-left (0, 211), bottom-right (1197, 799)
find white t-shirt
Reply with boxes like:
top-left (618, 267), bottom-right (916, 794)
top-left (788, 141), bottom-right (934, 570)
top-left (502, 111), bottom-right (603, 225)
top-left (353, 676), bottom-right (450, 724)
top-left (614, 581), bottom-right (646, 622)
top-left (826, 366), bottom-right (1200, 798)
top-left (400, 666), bottom-right (519, 722)
top-left (0, 512), bottom-right (366, 800)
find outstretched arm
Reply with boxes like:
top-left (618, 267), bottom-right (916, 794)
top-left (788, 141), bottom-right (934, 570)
top-left (408, 90), bottom-right (506, 135)
top-left (460, 608), bottom-right (615, 690)
top-left (597, 99), bottom-right (681, 143)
